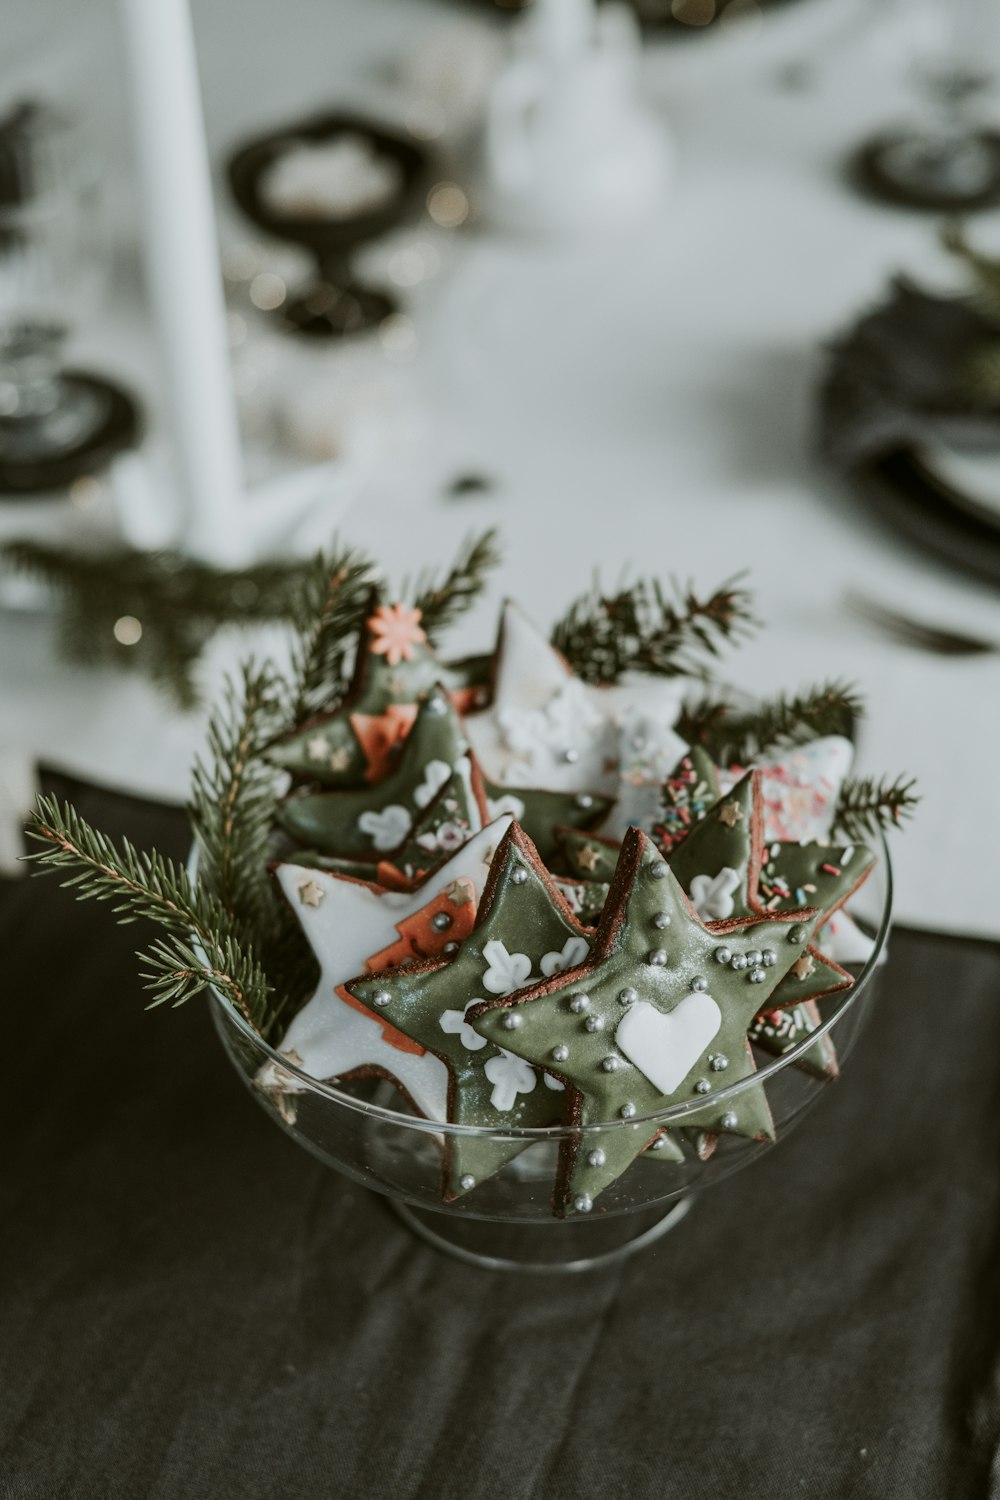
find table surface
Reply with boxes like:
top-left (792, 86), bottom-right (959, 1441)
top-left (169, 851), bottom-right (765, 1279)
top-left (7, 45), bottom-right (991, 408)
top-left (4, 772), bottom-right (1000, 1499)
top-left (2, 0), bottom-right (1000, 942)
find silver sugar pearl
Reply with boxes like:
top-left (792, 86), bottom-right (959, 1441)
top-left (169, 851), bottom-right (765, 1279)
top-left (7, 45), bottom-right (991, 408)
top-left (563, 747), bottom-right (580, 764)
top-left (653, 912), bottom-right (671, 930)
top-left (746, 949), bottom-right (761, 966)
top-left (431, 911), bottom-right (451, 931)
top-left (710, 1054), bottom-right (729, 1072)
top-left (443, 941), bottom-right (459, 954)
top-left (574, 1194), bottom-right (593, 1213)
top-left (510, 865), bottom-right (528, 885)
top-left (569, 994), bottom-right (590, 1013)
top-left (762, 947), bottom-right (777, 967)
top-left (459, 1173), bottom-right (476, 1190)
top-left (714, 946), bottom-right (732, 965)
top-left (720, 1111), bottom-right (738, 1131)
top-left (749, 967), bottom-right (766, 984)
top-left (620, 1103), bottom-right (636, 1119)
top-left (690, 975), bottom-right (708, 992)
top-left (618, 987), bottom-right (638, 1007)
top-left (373, 990), bottom-right (391, 1008)
top-left (648, 948), bottom-right (668, 967)
top-left (788, 925), bottom-right (805, 944)
top-left (575, 794), bottom-right (594, 810)
top-left (425, 696), bottom-right (447, 715)
top-left (650, 861), bottom-right (669, 880)
top-left (730, 953), bottom-right (748, 971)
top-left (502, 1011), bottom-right (523, 1030)
top-left (587, 1149), bottom-right (606, 1168)
top-left (649, 1135), bottom-right (668, 1151)
top-left (585, 1014), bottom-right (605, 1033)
top-left (694, 1079), bottom-right (711, 1094)
top-left (601, 1056), bottom-right (621, 1073)
top-left (552, 1044), bottom-right (569, 1062)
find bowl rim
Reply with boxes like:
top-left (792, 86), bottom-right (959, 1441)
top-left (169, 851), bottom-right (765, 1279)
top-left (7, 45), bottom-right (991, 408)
top-left (201, 830), bottom-right (893, 1140)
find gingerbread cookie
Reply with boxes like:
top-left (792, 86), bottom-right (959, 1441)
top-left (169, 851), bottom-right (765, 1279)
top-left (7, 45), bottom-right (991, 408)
top-left (259, 817), bottom-right (514, 1119)
top-left (344, 824), bottom-right (594, 1200)
top-left (469, 829), bottom-right (819, 1215)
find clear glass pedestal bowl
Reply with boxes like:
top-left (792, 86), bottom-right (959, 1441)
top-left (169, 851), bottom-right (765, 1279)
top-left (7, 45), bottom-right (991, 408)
top-left (210, 843), bottom-right (891, 1274)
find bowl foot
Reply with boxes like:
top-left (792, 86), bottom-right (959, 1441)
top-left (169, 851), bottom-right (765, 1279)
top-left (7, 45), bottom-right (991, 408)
top-left (387, 1194), bottom-right (695, 1274)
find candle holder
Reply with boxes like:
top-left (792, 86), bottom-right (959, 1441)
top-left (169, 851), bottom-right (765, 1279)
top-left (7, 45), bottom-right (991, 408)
top-left (228, 113), bottom-right (428, 339)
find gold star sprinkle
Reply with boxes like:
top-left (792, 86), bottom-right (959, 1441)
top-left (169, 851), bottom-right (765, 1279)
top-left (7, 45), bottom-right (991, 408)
top-left (791, 953), bottom-right (815, 982)
top-left (328, 747), bottom-right (352, 772)
top-left (718, 800), bottom-right (743, 828)
top-left (297, 880), bottom-right (326, 908)
top-left (445, 878), bottom-right (475, 907)
top-left (307, 734), bottom-right (330, 763)
top-left (576, 845), bottom-right (601, 873)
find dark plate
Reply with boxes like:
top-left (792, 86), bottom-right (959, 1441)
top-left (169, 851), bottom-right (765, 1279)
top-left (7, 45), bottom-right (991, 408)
top-left (227, 111), bottom-right (428, 258)
top-left (0, 372), bottom-right (141, 498)
top-left (856, 447), bottom-right (1000, 587)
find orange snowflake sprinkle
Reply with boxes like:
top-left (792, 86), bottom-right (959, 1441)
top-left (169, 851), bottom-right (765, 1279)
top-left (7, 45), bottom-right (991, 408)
top-left (368, 603), bottom-right (427, 665)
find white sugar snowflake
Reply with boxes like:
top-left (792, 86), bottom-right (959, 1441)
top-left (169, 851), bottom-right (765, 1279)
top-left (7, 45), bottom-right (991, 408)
top-left (484, 1049), bottom-right (538, 1111)
top-left (540, 936), bottom-right (589, 977)
top-left (439, 999), bottom-right (488, 1052)
top-left (481, 939), bottom-right (534, 995)
top-left (357, 804), bottom-right (412, 850)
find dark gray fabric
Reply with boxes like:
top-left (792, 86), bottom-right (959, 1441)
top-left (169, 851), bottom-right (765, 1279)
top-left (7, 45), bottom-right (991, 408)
top-left (2, 775), bottom-right (999, 1500)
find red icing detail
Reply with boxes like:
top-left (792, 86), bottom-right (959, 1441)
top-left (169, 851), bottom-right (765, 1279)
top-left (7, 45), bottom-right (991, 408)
top-left (350, 703), bottom-right (418, 783)
top-left (375, 860), bottom-right (416, 892)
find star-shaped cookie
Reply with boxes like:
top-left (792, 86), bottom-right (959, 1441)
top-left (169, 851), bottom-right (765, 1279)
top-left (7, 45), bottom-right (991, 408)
top-left (266, 595), bottom-right (489, 785)
top-left (259, 816), bottom-right (513, 1119)
top-left (464, 601), bottom-right (687, 796)
top-left (469, 828), bottom-right (819, 1215)
top-left (344, 823), bottom-right (597, 1200)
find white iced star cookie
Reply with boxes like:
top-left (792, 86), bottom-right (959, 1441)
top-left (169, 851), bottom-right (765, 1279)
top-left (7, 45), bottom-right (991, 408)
top-left (259, 816), bottom-right (513, 1118)
top-left (720, 736), bottom-right (855, 845)
top-left (464, 602), bottom-right (688, 796)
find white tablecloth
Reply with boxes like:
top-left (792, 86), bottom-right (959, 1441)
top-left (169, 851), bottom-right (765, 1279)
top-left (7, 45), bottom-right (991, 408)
top-left (2, 0), bottom-right (999, 937)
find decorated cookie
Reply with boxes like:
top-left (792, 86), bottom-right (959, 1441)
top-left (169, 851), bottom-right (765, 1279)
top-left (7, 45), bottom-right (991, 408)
top-left (482, 779), bottom-right (615, 866)
top-left (554, 826), bottom-right (621, 884)
top-left (266, 598), bottom-right (487, 786)
top-left (721, 735), bottom-right (855, 845)
top-left (286, 755), bottom-right (489, 888)
top-left (651, 748), bottom-right (722, 854)
top-left (345, 824), bottom-right (594, 1200)
top-left (469, 829), bottom-right (819, 1215)
top-left (277, 684), bottom-right (469, 856)
top-left (258, 817), bottom-right (514, 1119)
top-left (749, 1001), bottom-right (839, 1082)
top-left (465, 601), bottom-right (686, 796)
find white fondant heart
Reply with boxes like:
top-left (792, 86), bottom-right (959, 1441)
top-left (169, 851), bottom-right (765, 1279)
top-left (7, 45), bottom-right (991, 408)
top-left (358, 804), bottom-right (413, 850)
top-left (616, 995), bottom-right (722, 1096)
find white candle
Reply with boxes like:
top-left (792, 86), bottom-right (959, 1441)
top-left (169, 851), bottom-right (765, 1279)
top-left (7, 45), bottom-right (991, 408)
top-left (118, 0), bottom-right (244, 563)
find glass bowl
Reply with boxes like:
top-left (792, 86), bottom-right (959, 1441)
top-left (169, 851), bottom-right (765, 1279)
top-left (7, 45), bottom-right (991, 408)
top-left (209, 838), bottom-right (891, 1274)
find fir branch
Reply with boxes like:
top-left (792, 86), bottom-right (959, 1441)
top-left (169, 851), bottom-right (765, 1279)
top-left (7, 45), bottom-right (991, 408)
top-left (284, 544), bottom-right (375, 727)
top-left (941, 220), bottom-right (1000, 326)
top-left (550, 575), bottom-right (759, 685)
top-left (189, 662), bottom-right (287, 925)
top-left (0, 541), bottom-right (334, 710)
top-left (25, 795), bottom-right (277, 1032)
top-left (409, 529), bottom-right (502, 644)
top-left (832, 774), bottom-right (920, 841)
top-left (677, 679), bottom-right (864, 763)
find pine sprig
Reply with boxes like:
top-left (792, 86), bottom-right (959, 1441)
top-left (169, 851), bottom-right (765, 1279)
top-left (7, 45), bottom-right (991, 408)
top-left (832, 774), bottom-right (920, 841)
top-left (409, 528), bottom-right (502, 643)
top-left (677, 679), bottom-right (863, 763)
top-left (550, 575), bottom-right (758, 685)
top-left (25, 795), bottom-right (277, 1032)
top-left (284, 545), bottom-right (376, 726)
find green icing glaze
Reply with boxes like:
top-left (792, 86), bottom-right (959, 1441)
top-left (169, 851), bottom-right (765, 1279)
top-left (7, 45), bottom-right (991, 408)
top-left (345, 824), bottom-right (593, 1200)
top-left (277, 685), bottom-right (468, 856)
top-left (470, 830), bottom-right (815, 1215)
top-left (483, 780), bottom-right (614, 865)
top-left (555, 827), bottom-right (621, 883)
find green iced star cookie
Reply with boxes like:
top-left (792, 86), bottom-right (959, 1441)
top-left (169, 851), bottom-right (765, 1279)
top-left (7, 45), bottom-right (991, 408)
top-left (483, 782), bottom-right (615, 866)
top-left (554, 827), bottom-right (621, 883)
top-left (469, 829), bottom-right (819, 1215)
top-left (277, 684), bottom-right (469, 856)
top-left (266, 595), bottom-right (489, 786)
top-left (345, 823), bottom-right (595, 1201)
